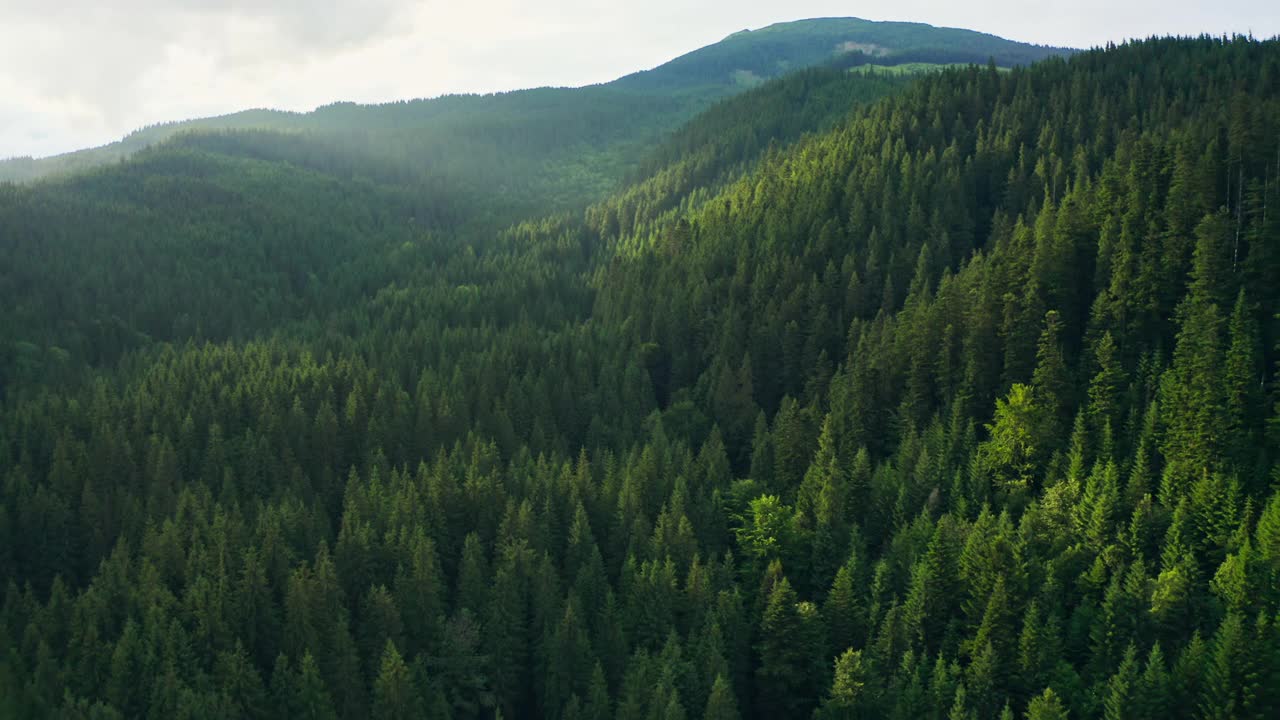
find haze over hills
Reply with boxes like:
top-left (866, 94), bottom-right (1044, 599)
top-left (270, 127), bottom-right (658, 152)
top-left (1, 13), bottom-right (1278, 720)
top-left (0, 16), bottom-right (1073, 199)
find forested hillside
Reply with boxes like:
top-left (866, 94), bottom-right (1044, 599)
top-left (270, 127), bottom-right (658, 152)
top-left (613, 17), bottom-right (1071, 91)
top-left (0, 64), bottom-right (913, 400)
top-left (0, 16), bottom-right (1069, 207)
top-left (2, 31), bottom-right (1279, 720)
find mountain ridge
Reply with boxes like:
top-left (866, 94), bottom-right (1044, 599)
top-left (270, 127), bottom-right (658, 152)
top-left (0, 16), bottom-right (1074, 184)
top-left (614, 16), bottom-right (1074, 90)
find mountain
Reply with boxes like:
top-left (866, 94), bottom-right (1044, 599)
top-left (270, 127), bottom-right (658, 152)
top-left (0, 65), bottom-right (910, 393)
top-left (614, 16), bottom-right (1073, 91)
top-left (0, 16), bottom-right (1073, 217)
top-left (2, 20), bottom-right (1279, 720)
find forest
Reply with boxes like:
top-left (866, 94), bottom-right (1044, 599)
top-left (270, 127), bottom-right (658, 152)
top-left (1, 21), bottom-right (1279, 720)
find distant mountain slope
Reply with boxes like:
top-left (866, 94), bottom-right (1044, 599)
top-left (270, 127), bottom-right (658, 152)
top-left (0, 145), bottom-right (434, 383)
top-left (0, 63), bottom-right (909, 390)
top-left (587, 66), bottom-right (914, 241)
top-left (0, 17), bottom-right (1074, 195)
top-left (0, 88), bottom-right (693, 220)
top-left (613, 16), bottom-right (1074, 91)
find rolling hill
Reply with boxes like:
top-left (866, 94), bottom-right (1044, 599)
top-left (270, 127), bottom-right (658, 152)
top-left (0, 16), bottom-right (1074, 212)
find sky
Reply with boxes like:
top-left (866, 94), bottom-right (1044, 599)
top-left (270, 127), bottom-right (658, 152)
top-left (2, 1), bottom-right (1277, 159)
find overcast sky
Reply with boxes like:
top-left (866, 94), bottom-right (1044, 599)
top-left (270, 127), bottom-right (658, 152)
top-left (2, 1), bottom-right (1277, 159)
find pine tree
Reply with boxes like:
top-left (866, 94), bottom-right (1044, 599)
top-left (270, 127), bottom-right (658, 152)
top-left (771, 396), bottom-right (813, 495)
top-left (948, 681), bottom-right (976, 720)
top-left (583, 663), bottom-right (611, 720)
top-left (655, 686), bottom-right (687, 720)
top-left (748, 411), bottom-right (775, 491)
top-left (1024, 688), bottom-right (1068, 720)
top-left (455, 532), bottom-right (491, 616)
top-left (703, 674), bottom-right (741, 720)
top-left (824, 562), bottom-right (863, 658)
top-left (979, 384), bottom-right (1043, 492)
top-left (1253, 493), bottom-right (1280, 606)
top-left (801, 414), bottom-right (850, 589)
top-left (486, 558), bottom-right (531, 718)
top-left (816, 648), bottom-right (866, 720)
top-left (542, 598), bottom-right (591, 719)
top-left (358, 584), bottom-right (404, 681)
top-left (755, 577), bottom-right (823, 718)
top-left (292, 652), bottom-right (338, 720)
top-left (1102, 644), bottom-right (1139, 720)
top-left (1131, 643), bottom-right (1170, 720)
top-left (214, 642), bottom-right (270, 720)
top-left (1086, 332), bottom-right (1124, 443)
top-left (1199, 613), bottom-right (1249, 720)
top-left (395, 530), bottom-right (446, 657)
top-left (1223, 290), bottom-right (1262, 481)
top-left (1031, 310), bottom-right (1071, 444)
top-left (372, 640), bottom-right (421, 720)
top-left (1173, 633), bottom-right (1209, 719)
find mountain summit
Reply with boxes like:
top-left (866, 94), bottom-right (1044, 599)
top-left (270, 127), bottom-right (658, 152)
top-left (615, 16), bottom-right (1073, 91)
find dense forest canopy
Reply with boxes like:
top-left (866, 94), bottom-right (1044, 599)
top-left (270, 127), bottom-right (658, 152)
top-left (1, 21), bottom-right (1279, 720)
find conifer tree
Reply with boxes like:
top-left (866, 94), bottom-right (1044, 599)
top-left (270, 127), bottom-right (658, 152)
top-left (372, 641), bottom-right (420, 720)
top-left (703, 674), bottom-right (741, 720)
top-left (754, 577), bottom-right (824, 718)
top-left (1032, 310), bottom-right (1071, 444)
top-left (816, 649), bottom-right (867, 720)
top-left (293, 652), bottom-right (339, 720)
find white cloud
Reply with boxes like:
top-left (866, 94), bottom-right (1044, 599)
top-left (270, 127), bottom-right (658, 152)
top-left (1, 1), bottom-right (1276, 158)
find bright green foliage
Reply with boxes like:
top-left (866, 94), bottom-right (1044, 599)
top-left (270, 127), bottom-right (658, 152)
top-left (735, 495), bottom-right (797, 566)
top-left (1025, 688), bottom-right (1068, 720)
top-left (949, 682), bottom-right (976, 720)
top-left (817, 648), bottom-right (867, 720)
top-left (979, 385), bottom-right (1042, 492)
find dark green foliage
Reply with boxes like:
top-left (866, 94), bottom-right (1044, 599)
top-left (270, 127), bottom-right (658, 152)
top-left (1, 30), bottom-right (1277, 720)
top-left (754, 577), bottom-right (825, 717)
